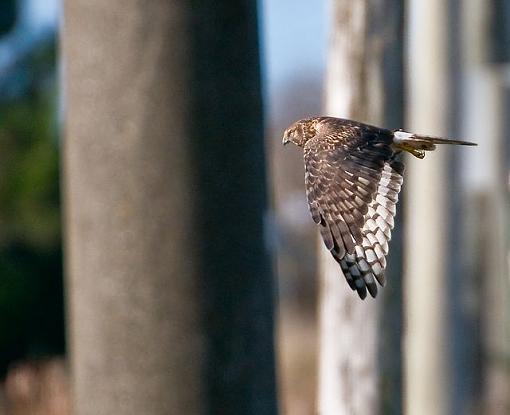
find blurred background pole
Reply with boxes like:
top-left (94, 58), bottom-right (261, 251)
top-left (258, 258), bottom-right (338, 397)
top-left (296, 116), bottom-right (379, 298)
top-left (404, 1), bottom-right (451, 415)
top-left (63, 2), bottom-right (204, 414)
top-left (62, 1), bottom-right (277, 415)
top-left (461, 1), bottom-right (510, 413)
top-left (318, 1), bottom-right (403, 413)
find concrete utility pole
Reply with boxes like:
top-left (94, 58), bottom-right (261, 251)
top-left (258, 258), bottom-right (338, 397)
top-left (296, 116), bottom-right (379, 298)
top-left (461, 1), bottom-right (510, 413)
top-left (318, 1), bottom-right (403, 414)
top-left (63, 1), bottom-right (277, 414)
top-left (404, 2), bottom-right (452, 415)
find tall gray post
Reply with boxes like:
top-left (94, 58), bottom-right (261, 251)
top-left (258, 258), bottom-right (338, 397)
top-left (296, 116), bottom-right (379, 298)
top-left (404, 2), bottom-right (452, 414)
top-left (62, 1), bottom-right (277, 414)
top-left (318, 1), bottom-right (404, 414)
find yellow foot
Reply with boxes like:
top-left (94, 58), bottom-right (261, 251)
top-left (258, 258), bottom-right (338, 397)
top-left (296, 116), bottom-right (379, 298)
top-left (394, 143), bottom-right (425, 159)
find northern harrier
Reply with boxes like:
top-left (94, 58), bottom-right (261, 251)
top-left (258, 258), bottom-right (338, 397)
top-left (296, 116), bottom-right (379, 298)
top-left (283, 116), bottom-right (476, 299)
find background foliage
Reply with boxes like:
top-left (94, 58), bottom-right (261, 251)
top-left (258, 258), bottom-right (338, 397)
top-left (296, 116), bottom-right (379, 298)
top-left (0, 1), bottom-right (63, 376)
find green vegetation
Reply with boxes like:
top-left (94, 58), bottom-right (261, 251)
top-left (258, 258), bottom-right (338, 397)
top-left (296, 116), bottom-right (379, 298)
top-left (0, 39), bottom-right (64, 375)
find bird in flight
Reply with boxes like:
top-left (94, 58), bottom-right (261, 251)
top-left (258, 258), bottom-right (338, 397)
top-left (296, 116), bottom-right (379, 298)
top-left (282, 116), bottom-right (477, 299)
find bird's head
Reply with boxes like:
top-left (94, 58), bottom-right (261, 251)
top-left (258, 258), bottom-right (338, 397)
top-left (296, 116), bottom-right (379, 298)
top-left (282, 117), bottom-right (321, 147)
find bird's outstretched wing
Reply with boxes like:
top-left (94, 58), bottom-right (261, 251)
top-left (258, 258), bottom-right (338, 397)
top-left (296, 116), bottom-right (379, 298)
top-left (304, 127), bottom-right (403, 299)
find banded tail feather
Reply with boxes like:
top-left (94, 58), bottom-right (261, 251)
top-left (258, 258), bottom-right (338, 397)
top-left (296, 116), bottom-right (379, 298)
top-left (393, 130), bottom-right (477, 158)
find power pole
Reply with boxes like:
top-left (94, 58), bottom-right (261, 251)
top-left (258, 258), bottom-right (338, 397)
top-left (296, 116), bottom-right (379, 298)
top-left (318, 1), bottom-right (404, 414)
top-left (404, 2), bottom-right (452, 415)
top-left (62, 1), bottom-right (277, 414)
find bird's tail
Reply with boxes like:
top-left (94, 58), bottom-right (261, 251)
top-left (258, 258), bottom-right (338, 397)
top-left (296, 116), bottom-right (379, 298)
top-left (393, 130), bottom-right (477, 159)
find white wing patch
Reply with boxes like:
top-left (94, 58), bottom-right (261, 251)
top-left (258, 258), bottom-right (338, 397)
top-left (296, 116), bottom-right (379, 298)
top-left (338, 163), bottom-right (403, 298)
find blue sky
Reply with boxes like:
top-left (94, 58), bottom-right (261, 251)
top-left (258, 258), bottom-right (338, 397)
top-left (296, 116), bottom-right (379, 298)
top-left (23, 0), bottom-right (59, 29)
top-left (260, 0), bottom-right (328, 116)
top-left (10, 0), bottom-right (327, 105)
top-left (260, 0), bottom-right (327, 89)
top-left (4, 0), bottom-right (328, 117)
top-left (0, 0), bottom-right (58, 76)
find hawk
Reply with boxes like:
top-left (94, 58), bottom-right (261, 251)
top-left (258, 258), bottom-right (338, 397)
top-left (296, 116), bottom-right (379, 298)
top-left (282, 116), bottom-right (476, 299)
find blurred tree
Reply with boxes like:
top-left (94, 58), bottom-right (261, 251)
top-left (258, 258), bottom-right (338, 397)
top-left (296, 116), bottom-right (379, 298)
top-left (0, 32), bottom-right (63, 375)
top-left (63, 1), bottom-right (276, 414)
top-left (0, 0), bottom-right (16, 36)
top-left (317, 1), bottom-right (403, 414)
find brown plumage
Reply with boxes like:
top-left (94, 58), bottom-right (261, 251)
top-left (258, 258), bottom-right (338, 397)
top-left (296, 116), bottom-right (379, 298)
top-left (282, 116), bottom-right (477, 299)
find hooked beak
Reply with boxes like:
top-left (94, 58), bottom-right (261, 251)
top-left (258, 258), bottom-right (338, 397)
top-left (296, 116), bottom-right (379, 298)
top-left (282, 132), bottom-right (290, 145)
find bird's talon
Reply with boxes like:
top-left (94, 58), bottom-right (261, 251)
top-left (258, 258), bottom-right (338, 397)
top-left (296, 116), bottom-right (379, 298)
top-left (412, 149), bottom-right (425, 159)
